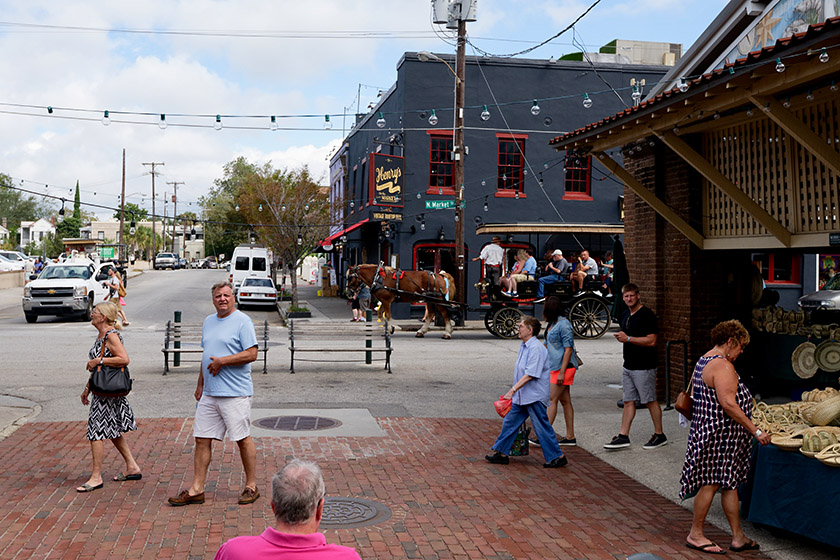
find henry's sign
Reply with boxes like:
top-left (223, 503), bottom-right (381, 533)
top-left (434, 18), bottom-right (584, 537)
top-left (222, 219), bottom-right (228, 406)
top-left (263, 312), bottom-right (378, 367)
top-left (368, 153), bottom-right (404, 208)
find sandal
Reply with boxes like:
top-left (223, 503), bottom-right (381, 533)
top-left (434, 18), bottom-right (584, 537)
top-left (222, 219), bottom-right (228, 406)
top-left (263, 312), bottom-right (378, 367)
top-left (76, 482), bottom-right (103, 493)
top-left (685, 541), bottom-right (726, 555)
top-left (113, 472), bottom-right (142, 481)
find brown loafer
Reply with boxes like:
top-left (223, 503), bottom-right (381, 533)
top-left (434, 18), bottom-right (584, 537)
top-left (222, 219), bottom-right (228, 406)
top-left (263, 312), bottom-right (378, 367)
top-left (168, 490), bottom-right (205, 506)
top-left (238, 486), bottom-right (260, 505)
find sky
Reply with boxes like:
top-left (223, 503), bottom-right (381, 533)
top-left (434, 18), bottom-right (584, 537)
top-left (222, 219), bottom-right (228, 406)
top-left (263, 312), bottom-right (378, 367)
top-left (0, 0), bottom-right (729, 220)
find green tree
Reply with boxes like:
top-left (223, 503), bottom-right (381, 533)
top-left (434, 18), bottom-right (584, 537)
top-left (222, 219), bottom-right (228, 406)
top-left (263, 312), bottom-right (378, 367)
top-left (200, 157), bottom-right (253, 258)
top-left (0, 173), bottom-right (55, 248)
top-left (236, 162), bottom-right (332, 307)
top-left (116, 202), bottom-right (149, 221)
top-left (73, 180), bottom-right (81, 221)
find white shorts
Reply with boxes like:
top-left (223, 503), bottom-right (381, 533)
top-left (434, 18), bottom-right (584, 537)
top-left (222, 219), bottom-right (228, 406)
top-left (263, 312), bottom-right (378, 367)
top-left (193, 395), bottom-right (252, 441)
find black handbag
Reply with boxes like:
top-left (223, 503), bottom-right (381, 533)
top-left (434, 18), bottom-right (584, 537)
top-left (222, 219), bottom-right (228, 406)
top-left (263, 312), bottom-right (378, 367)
top-left (89, 338), bottom-right (132, 397)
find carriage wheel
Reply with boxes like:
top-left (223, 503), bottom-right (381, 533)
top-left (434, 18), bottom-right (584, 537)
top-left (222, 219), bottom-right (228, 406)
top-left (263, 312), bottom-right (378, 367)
top-left (569, 296), bottom-right (611, 339)
top-left (492, 307), bottom-right (523, 339)
top-left (484, 310), bottom-right (502, 338)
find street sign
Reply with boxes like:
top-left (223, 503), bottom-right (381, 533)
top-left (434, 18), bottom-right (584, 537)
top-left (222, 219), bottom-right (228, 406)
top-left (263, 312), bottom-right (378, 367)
top-left (424, 200), bottom-right (464, 210)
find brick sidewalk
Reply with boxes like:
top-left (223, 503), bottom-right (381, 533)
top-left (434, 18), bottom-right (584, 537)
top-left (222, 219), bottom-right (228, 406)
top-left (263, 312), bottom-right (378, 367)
top-left (0, 417), bottom-right (767, 559)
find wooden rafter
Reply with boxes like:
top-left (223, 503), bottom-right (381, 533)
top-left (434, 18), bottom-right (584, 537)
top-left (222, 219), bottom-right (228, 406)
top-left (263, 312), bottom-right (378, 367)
top-left (656, 130), bottom-right (793, 247)
top-left (593, 151), bottom-right (705, 248)
top-left (747, 93), bottom-right (840, 177)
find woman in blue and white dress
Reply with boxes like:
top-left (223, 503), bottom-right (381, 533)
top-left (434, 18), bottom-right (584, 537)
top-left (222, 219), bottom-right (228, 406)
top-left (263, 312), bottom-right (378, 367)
top-left (679, 320), bottom-right (771, 554)
top-left (77, 301), bottom-right (141, 492)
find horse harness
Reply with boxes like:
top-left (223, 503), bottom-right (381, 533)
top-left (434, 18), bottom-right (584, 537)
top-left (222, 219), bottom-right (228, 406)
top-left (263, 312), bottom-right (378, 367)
top-left (353, 264), bottom-right (449, 302)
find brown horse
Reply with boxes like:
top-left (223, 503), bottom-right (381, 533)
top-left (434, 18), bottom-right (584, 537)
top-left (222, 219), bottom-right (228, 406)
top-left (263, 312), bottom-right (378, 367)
top-left (346, 264), bottom-right (457, 339)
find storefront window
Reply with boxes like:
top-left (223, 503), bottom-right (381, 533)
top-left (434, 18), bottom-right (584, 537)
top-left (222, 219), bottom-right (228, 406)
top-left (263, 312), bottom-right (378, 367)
top-left (414, 243), bottom-right (456, 276)
top-left (496, 133), bottom-right (527, 198)
top-left (564, 152), bottom-right (592, 200)
top-left (428, 131), bottom-right (454, 194)
top-left (753, 252), bottom-right (801, 285)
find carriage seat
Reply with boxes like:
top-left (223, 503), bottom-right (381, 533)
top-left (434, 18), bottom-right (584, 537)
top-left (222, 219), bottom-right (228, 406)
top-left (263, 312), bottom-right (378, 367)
top-left (515, 279), bottom-right (538, 298)
top-left (545, 280), bottom-right (572, 298)
top-left (583, 276), bottom-right (605, 292)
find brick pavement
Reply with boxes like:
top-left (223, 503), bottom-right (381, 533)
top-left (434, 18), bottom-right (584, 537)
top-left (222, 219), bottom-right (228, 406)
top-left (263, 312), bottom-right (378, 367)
top-left (0, 417), bottom-right (769, 560)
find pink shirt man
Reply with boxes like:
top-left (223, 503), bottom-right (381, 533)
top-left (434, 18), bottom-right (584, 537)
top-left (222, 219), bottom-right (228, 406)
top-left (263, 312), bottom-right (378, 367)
top-left (215, 528), bottom-right (360, 560)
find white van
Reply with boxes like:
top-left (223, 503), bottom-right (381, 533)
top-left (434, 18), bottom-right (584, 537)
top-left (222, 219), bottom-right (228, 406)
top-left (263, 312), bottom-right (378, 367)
top-left (229, 244), bottom-right (271, 293)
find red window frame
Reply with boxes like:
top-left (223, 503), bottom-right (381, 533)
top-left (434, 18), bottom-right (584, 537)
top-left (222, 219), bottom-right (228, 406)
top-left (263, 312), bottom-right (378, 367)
top-left (495, 133), bottom-right (527, 198)
top-left (563, 152), bottom-right (592, 200)
top-left (427, 130), bottom-right (454, 195)
top-left (753, 252), bottom-right (801, 285)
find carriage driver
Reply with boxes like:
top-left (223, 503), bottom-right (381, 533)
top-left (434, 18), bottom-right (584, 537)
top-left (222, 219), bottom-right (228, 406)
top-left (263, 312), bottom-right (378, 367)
top-left (473, 236), bottom-right (505, 286)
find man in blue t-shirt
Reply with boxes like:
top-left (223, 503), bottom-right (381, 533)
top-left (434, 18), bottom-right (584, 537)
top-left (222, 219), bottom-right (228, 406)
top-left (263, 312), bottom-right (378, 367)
top-left (169, 281), bottom-right (259, 507)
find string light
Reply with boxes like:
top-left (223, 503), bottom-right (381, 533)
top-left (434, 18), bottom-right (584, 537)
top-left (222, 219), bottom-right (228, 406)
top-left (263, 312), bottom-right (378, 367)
top-left (235, 204), bottom-right (240, 212)
top-left (159, 114), bottom-right (167, 129)
top-left (819, 47), bottom-right (829, 63)
top-left (47, 106), bottom-right (53, 114)
top-left (806, 90), bottom-right (814, 101)
top-left (324, 115), bottom-right (332, 129)
top-left (484, 197), bottom-right (488, 212)
top-left (480, 105), bottom-right (490, 121)
top-left (831, 81), bottom-right (838, 92)
top-left (428, 110), bottom-right (438, 126)
top-left (258, 203), bottom-right (263, 211)
top-left (775, 58), bottom-right (785, 72)
top-left (269, 115), bottom-right (278, 131)
top-left (631, 85), bottom-right (641, 102)
top-left (582, 93), bottom-right (592, 109)
top-left (376, 112), bottom-right (386, 128)
top-left (416, 192), bottom-right (421, 199)
top-left (678, 78), bottom-right (689, 93)
top-left (214, 114), bottom-right (223, 130)
top-left (530, 100), bottom-right (540, 115)
top-left (101, 110), bottom-right (110, 126)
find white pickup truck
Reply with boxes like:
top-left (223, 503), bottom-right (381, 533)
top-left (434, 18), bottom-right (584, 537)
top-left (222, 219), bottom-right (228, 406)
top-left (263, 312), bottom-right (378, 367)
top-left (22, 258), bottom-right (113, 323)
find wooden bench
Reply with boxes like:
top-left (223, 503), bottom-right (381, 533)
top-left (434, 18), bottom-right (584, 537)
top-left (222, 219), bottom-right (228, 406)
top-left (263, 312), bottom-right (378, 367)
top-left (288, 319), bottom-right (393, 374)
top-left (161, 320), bottom-right (270, 375)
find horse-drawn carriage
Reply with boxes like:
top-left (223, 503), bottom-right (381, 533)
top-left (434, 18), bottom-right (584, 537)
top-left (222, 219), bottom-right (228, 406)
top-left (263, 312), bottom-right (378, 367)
top-left (478, 276), bottom-right (613, 340)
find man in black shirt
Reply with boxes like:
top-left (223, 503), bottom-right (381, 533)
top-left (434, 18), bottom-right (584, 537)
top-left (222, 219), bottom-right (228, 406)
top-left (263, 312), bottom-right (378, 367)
top-left (604, 283), bottom-right (667, 450)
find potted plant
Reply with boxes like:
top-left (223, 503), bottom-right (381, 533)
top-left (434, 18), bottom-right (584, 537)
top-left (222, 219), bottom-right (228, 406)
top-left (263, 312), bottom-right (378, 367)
top-left (287, 305), bottom-right (311, 318)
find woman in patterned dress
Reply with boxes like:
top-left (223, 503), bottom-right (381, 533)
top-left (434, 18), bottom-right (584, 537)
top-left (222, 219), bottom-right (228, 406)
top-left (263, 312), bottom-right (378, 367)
top-left (680, 320), bottom-right (771, 554)
top-left (77, 301), bottom-right (141, 492)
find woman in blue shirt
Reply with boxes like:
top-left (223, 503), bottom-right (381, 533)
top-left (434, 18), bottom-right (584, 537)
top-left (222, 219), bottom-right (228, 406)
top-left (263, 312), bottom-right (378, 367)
top-left (539, 297), bottom-right (578, 447)
top-left (485, 316), bottom-right (568, 468)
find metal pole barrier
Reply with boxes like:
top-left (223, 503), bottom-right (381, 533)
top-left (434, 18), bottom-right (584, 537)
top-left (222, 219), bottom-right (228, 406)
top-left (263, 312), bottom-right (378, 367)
top-left (664, 340), bottom-right (688, 410)
top-left (365, 308), bottom-right (372, 364)
top-left (174, 310), bottom-right (182, 367)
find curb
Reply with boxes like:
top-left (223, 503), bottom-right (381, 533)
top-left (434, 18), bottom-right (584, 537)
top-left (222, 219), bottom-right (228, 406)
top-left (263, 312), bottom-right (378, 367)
top-left (0, 395), bottom-right (42, 441)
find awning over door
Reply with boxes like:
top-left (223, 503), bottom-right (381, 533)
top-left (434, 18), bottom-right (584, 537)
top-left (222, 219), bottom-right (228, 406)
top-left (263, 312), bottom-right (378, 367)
top-left (475, 222), bottom-right (624, 235)
top-left (319, 219), bottom-right (369, 246)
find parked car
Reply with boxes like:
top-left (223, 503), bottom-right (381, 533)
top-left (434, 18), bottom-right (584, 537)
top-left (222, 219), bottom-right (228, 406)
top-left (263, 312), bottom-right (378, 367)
top-left (798, 272), bottom-right (840, 323)
top-left (154, 252), bottom-right (179, 270)
top-left (0, 254), bottom-right (23, 271)
top-left (0, 251), bottom-right (26, 270)
top-left (235, 277), bottom-right (278, 308)
top-left (179, 257), bottom-right (187, 269)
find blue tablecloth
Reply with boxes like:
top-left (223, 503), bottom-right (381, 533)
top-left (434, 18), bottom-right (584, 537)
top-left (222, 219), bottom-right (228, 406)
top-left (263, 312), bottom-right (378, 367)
top-left (746, 444), bottom-right (840, 548)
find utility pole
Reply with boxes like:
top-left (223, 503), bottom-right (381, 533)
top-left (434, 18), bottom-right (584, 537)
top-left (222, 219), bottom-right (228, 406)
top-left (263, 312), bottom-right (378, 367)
top-left (119, 149), bottom-right (126, 262)
top-left (142, 161), bottom-right (164, 266)
top-left (167, 181), bottom-right (184, 254)
top-left (453, 17), bottom-right (466, 313)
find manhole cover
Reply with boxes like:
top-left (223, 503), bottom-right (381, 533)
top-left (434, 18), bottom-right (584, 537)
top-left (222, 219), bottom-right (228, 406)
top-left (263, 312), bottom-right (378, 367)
top-left (320, 497), bottom-right (392, 529)
top-left (253, 415), bottom-right (342, 431)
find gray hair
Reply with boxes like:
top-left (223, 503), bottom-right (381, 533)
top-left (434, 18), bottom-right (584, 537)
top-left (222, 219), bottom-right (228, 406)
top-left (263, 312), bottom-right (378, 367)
top-left (271, 459), bottom-right (326, 525)
top-left (210, 281), bottom-right (234, 295)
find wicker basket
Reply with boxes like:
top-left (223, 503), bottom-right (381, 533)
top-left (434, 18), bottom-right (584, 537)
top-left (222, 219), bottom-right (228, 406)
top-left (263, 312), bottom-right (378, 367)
top-left (771, 435), bottom-right (802, 450)
top-left (806, 395), bottom-right (840, 426)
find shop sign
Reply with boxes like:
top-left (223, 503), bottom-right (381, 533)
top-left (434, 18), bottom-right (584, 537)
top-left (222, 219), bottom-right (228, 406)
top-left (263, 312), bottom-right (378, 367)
top-left (368, 153), bottom-right (404, 207)
top-left (372, 211), bottom-right (403, 222)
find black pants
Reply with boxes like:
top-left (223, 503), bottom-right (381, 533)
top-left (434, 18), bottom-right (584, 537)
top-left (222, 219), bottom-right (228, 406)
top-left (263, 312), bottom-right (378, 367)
top-left (485, 266), bottom-right (501, 286)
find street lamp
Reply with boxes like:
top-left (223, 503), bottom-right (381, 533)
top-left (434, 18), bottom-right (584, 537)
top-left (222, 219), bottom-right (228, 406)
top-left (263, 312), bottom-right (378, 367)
top-left (418, 43), bottom-right (466, 315)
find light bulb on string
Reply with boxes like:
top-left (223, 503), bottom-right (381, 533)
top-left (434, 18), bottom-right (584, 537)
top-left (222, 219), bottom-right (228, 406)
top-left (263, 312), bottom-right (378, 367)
top-left (678, 78), bottom-right (689, 93)
top-left (832, 81), bottom-right (839, 92)
top-left (214, 115), bottom-right (223, 130)
top-left (782, 98), bottom-right (791, 108)
top-left (480, 105), bottom-right (490, 121)
top-left (102, 110), bottom-right (111, 126)
top-left (582, 93), bottom-right (592, 109)
top-left (297, 232), bottom-right (303, 245)
top-left (806, 90), bottom-right (815, 101)
top-left (775, 58), bottom-right (785, 72)
top-left (515, 191), bottom-right (519, 200)
top-left (349, 200), bottom-right (354, 208)
top-left (416, 192), bottom-right (421, 199)
top-left (258, 204), bottom-right (263, 212)
top-left (420, 220), bottom-right (425, 231)
top-left (530, 100), bottom-right (540, 115)
top-left (235, 204), bottom-right (240, 212)
top-left (376, 112), bottom-right (386, 128)
top-left (324, 115), bottom-right (332, 129)
top-left (481, 179), bottom-right (486, 187)
top-left (281, 204), bottom-right (287, 212)
top-left (454, 214), bottom-right (459, 222)
top-left (47, 106), bottom-right (53, 114)
top-left (59, 199), bottom-right (65, 217)
top-left (305, 203), bottom-right (309, 211)
top-left (159, 114), bottom-right (167, 129)
top-left (523, 169), bottom-right (528, 176)
top-left (544, 162), bottom-right (549, 169)
top-left (631, 85), bottom-right (641, 102)
top-left (819, 47), bottom-right (829, 63)
top-left (483, 197), bottom-right (488, 212)
top-left (428, 110), bottom-right (438, 126)
top-left (438, 188), bottom-right (443, 195)
top-left (270, 116), bottom-right (278, 131)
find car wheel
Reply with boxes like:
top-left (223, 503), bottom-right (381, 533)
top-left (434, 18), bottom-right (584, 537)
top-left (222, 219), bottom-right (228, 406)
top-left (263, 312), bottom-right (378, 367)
top-left (82, 297), bottom-right (94, 322)
top-left (25, 313), bottom-right (37, 324)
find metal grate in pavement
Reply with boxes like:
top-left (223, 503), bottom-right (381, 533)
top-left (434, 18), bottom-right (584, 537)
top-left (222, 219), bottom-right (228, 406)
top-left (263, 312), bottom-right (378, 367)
top-left (252, 415), bottom-right (342, 431)
top-left (320, 497), bottom-right (392, 529)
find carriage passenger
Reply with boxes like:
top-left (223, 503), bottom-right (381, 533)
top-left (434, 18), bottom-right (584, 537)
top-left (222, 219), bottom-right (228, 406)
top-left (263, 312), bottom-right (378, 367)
top-left (500, 250), bottom-right (525, 297)
top-left (536, 250), bottom-right (569, 300)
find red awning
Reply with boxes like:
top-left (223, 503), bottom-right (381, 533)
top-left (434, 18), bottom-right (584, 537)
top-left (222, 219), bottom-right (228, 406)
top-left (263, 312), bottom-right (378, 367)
top-left (319, 219), bottom-right (369, 247)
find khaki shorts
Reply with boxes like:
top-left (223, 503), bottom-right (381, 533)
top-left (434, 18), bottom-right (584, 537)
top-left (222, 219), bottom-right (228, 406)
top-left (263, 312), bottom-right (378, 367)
top-left (510, 274), bottom-right (532, 283)
top-left (194, 395), bottom-right (252, 441)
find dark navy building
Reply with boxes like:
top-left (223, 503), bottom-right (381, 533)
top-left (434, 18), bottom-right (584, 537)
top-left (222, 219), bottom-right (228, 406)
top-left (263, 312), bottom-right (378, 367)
top-left (327, 48), bottom-right (674, 319)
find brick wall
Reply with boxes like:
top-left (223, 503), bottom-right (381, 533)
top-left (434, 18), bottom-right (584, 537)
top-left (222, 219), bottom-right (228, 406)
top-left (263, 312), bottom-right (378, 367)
top-left (622, 142), bottom-right (755, 403)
